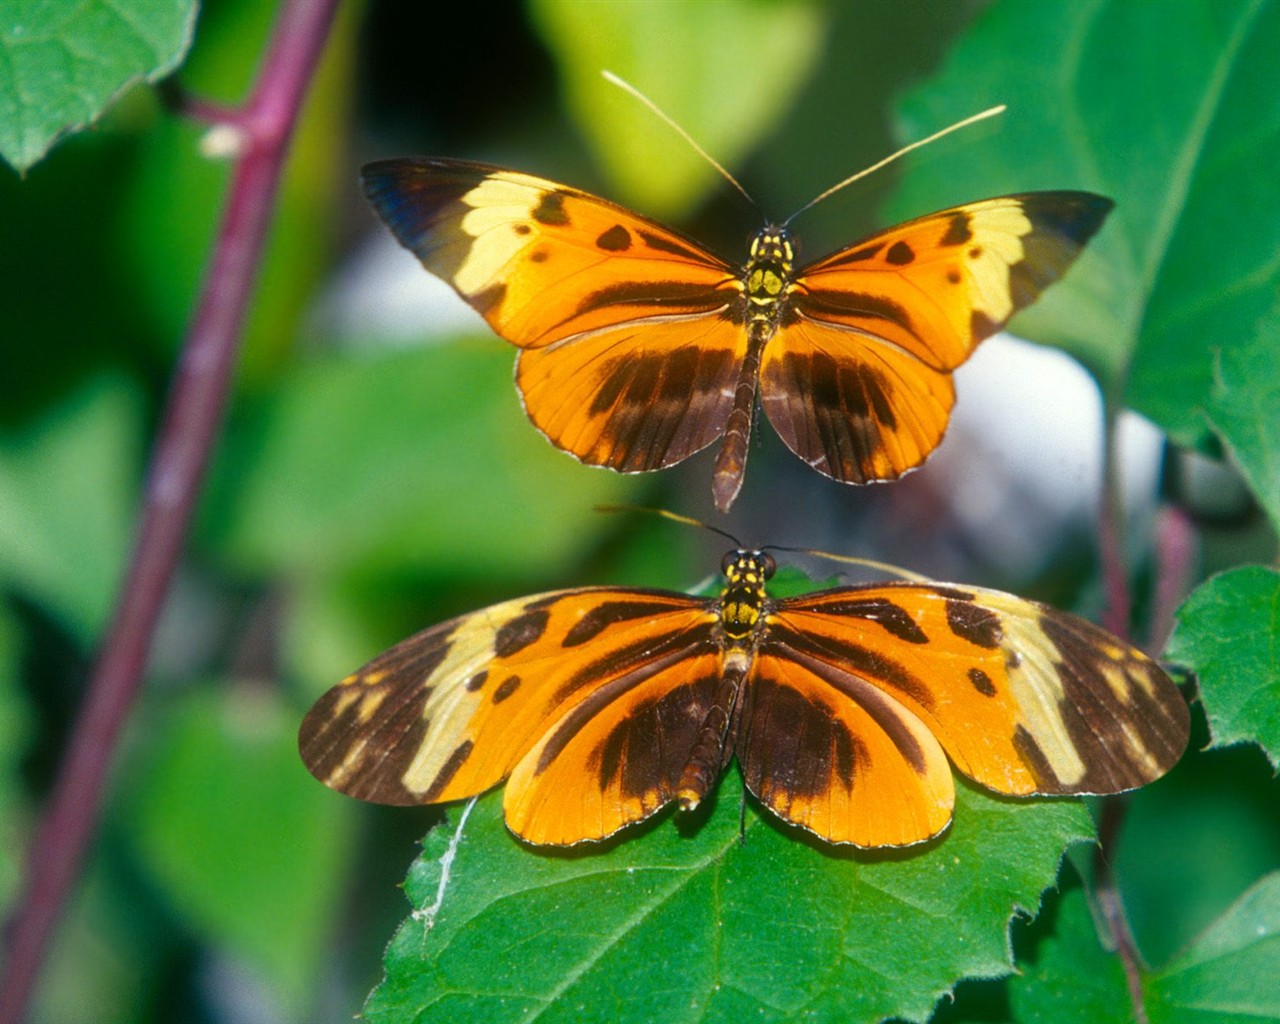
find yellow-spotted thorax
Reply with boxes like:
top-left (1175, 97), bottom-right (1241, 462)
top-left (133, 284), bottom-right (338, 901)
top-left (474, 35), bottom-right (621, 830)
top-left (717, 549), bottom-right (777, 643)
top-left (743, 227), bottom-right (796, 327)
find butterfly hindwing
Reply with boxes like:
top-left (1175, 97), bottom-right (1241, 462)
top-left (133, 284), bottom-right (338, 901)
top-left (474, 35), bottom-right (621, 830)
top-left (738, 646), bottom-right (955, 847)
top-left (761, 193), bottom-right (1114, 484)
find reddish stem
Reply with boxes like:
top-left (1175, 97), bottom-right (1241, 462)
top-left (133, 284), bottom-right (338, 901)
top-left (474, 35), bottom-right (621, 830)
top-left (1150, 504), bottom-right (1197, 651)
top-left (0, 2), bottom-right (339, 1021)
top-left (1097, 404), bottom-right (1131, 641)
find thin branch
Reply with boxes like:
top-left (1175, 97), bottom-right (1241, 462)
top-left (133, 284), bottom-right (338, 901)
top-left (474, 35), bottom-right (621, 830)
top-left (0, 2), bottom-right (339, 1021)
top-left (1093, 798), bottom-right (1150, 1024)
top-left (1090, 399), bottom-right (1151, 1021)
top-left (1150, 503), bottom-right (1197, 651)
top-left (1097, 401), bottom-right (1131, 641)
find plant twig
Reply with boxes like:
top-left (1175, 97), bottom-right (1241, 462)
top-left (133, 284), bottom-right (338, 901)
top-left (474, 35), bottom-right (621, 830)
top-left (1149, 503), bottom-right (1197, 651)
top-left (1093, 797), bottom-right (1150, 1023)
top-left (1097, 402), bottom-right (1131, 641)
top-left (0, 2), bottom-right (339, 1021)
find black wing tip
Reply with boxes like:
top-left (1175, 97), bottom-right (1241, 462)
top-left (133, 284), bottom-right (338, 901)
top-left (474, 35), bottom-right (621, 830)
top-left (1020, 190), bottom-right (1115, 244)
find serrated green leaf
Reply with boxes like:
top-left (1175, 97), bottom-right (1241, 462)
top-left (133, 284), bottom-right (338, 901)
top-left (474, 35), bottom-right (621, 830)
top-left (529, 0), bottom-right (824, 218)
top-left (1171, 565), bottom-right (1280, 756)
top-left (122, 684), bottom-right (356, 1009)
top-left (1166, 566), bottom-right (1280, 769)
top-left (0, 377), bottom-right (137, 640)
top-left (890, 0), bottom-right (1280, 478)
top-left (210, 343), bottom-right (641, 581)
top-left (366, 784), bottom-right (1091, 1024)
top-left (0, 0), bottom-right (196, 172)
top-left (1009, 876), bottom-right (1280, 1024)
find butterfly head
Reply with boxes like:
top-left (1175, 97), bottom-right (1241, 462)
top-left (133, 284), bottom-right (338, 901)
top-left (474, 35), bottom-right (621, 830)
top-left (718, 549), bottom-right (776, 640)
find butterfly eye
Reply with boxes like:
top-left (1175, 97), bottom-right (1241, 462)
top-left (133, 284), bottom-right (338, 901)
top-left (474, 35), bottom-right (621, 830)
top-left (759, 552), bottom-right (777, 579)
top-left (721, 550), bottom-right (741, 576)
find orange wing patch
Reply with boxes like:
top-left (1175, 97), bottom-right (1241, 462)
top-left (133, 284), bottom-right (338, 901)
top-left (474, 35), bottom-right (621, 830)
top-left (299, 550), bottom-right (1188, 849)
top-left (363, 159), bottom-right (1112, 511)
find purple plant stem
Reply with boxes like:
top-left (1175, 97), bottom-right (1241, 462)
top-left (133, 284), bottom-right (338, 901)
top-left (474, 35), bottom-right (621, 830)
top-left (1097, 404), bottom-right (1132, 642)
top-left (1150, 504), bottom-right (1197, 651)
top-left (0, 2), bottom-right (339, 1021)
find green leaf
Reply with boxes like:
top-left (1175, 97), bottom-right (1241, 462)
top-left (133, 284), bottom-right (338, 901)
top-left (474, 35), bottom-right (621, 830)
top-left (529, 0), bottom-right (825, 218)
top-left (1007, 887), bottom-right (1130, 1023)
top-left (122, 684), bottom-right (357, 1010)
top-left (0, 0), bottom-right (197, 172)
top-left (0, 377), bottom-right (137, 640)
top-left (120, 0), bottom-right (357, 386)
top-left (0, 609), bottom-right (29, 911)
top-left (366, 785), bottom-right (1092, 1024)
top-left (1203, 291), bottom-right (1280, 529)
top-left (1009, 876), bottom-right (1280, 1024)
top-left (210, 343), bottom-right (641, 581)
top-left (1148, 872), bottom-right (1280, 1023)
top-left (891, 0), bottom-right (1280, 477)
top-left (1166, 566), bottom-right (1280, 769)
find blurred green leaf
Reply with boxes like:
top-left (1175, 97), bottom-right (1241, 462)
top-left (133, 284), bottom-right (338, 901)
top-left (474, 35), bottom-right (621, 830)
top-left (0, 609), bottom-right (29, 910)
top-left (530, 0), bottom-right (825, 218)
top-left (1204, 292), bottom-right (1280, 530)
top-left (1007, 887), bottom-right (1128, 1023)
top-left (211, 343), bottom-right (640, 581)
top-left (122, 0), bottom-right (355, 386)
top-left (1147, 871), bottom-right (1280, 1023)
top-left (1010, 876), bottom-right (1280, 1024)
top-left (0, 0), bottom-right (196, 172)
top-left (1166, 566), bottom-right (1280, 769)
top-left (367, 785), bottom-right (1091, 1024)
top-left (891, 0), bottom-right (1280, 454)
top-left (1114, 744), bottom-right (1280, 971)
top-left (0, 377), bottom-right (137, 639)
top-left (123, 683), bottom-right (356, 1010)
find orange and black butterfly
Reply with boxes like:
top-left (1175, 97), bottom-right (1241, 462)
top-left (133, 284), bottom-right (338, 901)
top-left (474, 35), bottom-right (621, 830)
top-left (298, 549), bottom-right (1188, 847)
top-left (362, 158), bottom-right (1112, 511)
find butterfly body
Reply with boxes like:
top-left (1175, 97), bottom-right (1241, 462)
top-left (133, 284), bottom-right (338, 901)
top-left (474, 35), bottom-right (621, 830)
top-left (363, 159), bottom-right (1113, 510)
top-left (299, 549), bottom-right (1188, 848)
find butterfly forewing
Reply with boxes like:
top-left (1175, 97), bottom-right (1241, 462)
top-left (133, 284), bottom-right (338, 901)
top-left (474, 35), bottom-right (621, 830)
top-left (298, 588), bottom-right (713, 813)
top-left (760, 193), bottom-right (1115, 485)
top-left (361, 159), bottom-right (738, 350)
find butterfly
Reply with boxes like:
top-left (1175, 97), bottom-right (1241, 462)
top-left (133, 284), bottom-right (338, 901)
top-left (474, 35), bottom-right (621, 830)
top-left (298, 548), bottom-right (1188, 848)
top-left (361, 157), bottom-right (1113, 511)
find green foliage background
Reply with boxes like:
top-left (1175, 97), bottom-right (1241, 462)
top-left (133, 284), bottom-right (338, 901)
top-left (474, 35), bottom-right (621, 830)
top-left (1, 1), bottom-right (1277, 1022)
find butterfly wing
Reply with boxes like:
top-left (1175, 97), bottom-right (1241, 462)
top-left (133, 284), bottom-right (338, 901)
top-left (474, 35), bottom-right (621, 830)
top-left (738, 647), bottom-right (955, 847)
top-left (766, 582), bottom-right (1189, 800)
top-left (761, 192), bottom-right (1114, 483)
top-left (298, 587), bottom-right (722, 845)
top-left (362, 158), bottom-right (747, 472)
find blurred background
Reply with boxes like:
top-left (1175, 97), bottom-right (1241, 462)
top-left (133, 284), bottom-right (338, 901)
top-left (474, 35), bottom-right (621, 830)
top-left (2, 1), bottom-right (1277, 1021)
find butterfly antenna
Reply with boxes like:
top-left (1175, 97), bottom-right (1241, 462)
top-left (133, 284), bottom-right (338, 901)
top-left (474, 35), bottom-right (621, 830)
top-left (784, 104), bottom-right (1006, 226)
top-left (767, 545), bottom-right (931, 584)
top-left (594, 504), bottom-right (743, 548)
top-left (602, 70), bottom-right (761, 215)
